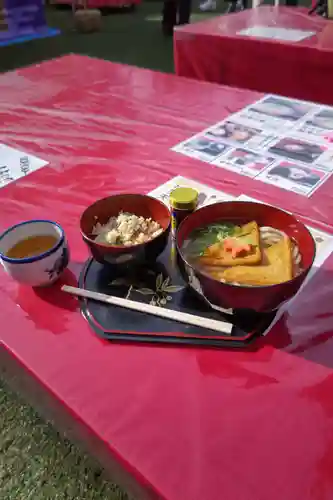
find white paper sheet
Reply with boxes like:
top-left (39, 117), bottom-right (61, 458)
top-left (0, 143), bottom-right (48, 189)
top-left (237, 26), bottom-right (315, 42)
top-left (148, 175), bottom-right (234, 208)
top-left (172, 95), bottom-right (333, 198)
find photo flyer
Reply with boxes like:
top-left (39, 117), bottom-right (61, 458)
top-left (172, 95), bottom-right (333, 197)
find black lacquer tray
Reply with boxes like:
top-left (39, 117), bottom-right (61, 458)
top-left (78, 238), bottom-right (277, 348)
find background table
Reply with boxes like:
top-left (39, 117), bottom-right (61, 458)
top-left (2, 55), bottom-right (333, 500)
top-left (174, 7), bottom-right (333, 105)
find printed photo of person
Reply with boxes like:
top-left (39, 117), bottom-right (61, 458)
top-left (248, 96), bottom-right (313, 122)
top-left (181, 136), bottom-right (230, 160)
top-left (257, 161), bottom-right (327, 196)
top-left (213, 148), bottom-right (275, 178)
top-left (266, 164), bottom-right (322, 188)
top-left (224, 149), bottom-right (274, 170)
top-left (206, 121), bottom-right (260, 144)
top-left (268, 138), bottom-right (326, 164)
top-left (304, 109), bottom-right (333, 131)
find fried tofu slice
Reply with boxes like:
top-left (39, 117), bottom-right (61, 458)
top-left (199, 221), bottom-right (261, 267)
top-left (220, 237), bottom-right (293, 286)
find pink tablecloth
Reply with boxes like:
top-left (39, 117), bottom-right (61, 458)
top-left (174, 7), bottom-right (333, 105)
top-left (2, 55), bottom-right (333, 500)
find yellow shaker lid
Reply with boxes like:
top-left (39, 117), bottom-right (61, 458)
top-left (170, 187), bottom-right (198, 210)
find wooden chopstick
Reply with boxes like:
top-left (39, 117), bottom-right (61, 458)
top-left (62, 285), bottom-right (232, 335)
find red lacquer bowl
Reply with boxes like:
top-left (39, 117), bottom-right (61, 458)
top-left (176, 201), bottom-right (316, 313)
top-left (80, 194), bottom-right (171, 266)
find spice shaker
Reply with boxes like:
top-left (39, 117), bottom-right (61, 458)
top-left (169, 187), bottom-right (198, 236)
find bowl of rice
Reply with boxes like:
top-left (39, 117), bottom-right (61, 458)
top-left (80, 194), bottom-right (171, 266)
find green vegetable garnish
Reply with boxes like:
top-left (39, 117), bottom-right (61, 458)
top-left (186, 223), bottom-right (236, 257)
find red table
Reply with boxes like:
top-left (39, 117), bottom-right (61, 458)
top-left (2, 55), bottom-right (333, 500)
top-left (174, 7), bottom-right (333, 105)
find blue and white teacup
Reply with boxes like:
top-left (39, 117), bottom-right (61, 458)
top-left (0, 220), bottom-right (69, 287)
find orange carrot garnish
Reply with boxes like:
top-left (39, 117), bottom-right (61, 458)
top-left (223, 238), bottom-right (251, 259)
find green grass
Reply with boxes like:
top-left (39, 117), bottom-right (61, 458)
top-left (0, 380), bottom-right (130, 500)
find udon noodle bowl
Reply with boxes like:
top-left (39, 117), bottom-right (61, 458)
top-left (182, 221), bottom-right (302, 287)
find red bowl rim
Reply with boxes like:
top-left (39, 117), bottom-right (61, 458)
top-left (80, 194), bottom-right (171, 251)
top-left (176, 201), bottom-right (316, 291)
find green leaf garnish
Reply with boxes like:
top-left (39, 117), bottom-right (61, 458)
top-left (186, 223), bottom-right (236, 257)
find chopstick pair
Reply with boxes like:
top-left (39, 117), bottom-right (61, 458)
top-left (62, 285), bottom-right (232, 335)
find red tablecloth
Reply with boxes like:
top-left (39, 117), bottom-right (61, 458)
top-left (2, 55), bottom-right (333, 500)
top-left (174, 7), bottom-right (333, 105)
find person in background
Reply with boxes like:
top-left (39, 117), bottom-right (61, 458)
top-left (162, 0), bottom-right (192, 35)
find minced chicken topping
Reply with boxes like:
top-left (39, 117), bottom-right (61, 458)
top-left (92, 212), bottom-right (163, 246)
